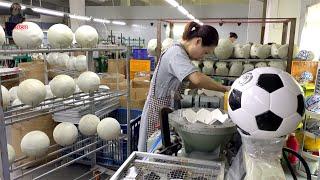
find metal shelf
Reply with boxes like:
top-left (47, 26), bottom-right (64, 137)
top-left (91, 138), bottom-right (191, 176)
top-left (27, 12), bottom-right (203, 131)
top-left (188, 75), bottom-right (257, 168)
top-left (217, 58), bottom-right (286, 62)
top-left (4, 89), bottom-right (125, 125)
top-left (0, 46), bottom-right (127, 54)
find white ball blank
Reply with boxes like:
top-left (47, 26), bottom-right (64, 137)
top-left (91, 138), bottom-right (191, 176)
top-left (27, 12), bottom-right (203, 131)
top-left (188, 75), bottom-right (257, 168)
top-left (66, 56), bottom-right (76, 70)
top-left (21, 131), bottom-right (50, 157)
top-left (45, 85), bottom-right (54, 99)
top-left (214, 39), bottom-right (234, 60)
top-left (7, 144), bottom-right (15, 164)
top-left (1, 85), bottom-right (10, 108)
top-left (0, 25), bottom-right (5, 45)
top-left (46, 53), bottom-right (59, 66)
top-left (53, 122), bottom-right (78, 146)
top-left (77, 71), bottom-right (100, 93)
top-left (9, 86), bottom-right (18, 102)
top-left (147, 39), bottom-right (158, 56)
top-left (57, 53), bottom-right (69, 67)
top-left (75, 55), bottom-right (87, 71)
top-left (17, 79), bottom-right (46, 106)
top-left (97, 117), bottom-right (121, 140)
top-left (75, 25), bottom-right (98, 48)
top-left (79, 114), bottom-right (100, 136)
top-left (50, 75), bottom-right (76, 98)
top-left (13, 22), bottom-right (44, 49)
top-left (162, 38), bottom-right (174, 51)
top-left (48, 24), bottom-right (73, 48)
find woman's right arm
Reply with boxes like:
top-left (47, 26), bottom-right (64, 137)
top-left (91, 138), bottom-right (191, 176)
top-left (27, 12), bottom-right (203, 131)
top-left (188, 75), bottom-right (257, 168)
top-left (188, 71), bottom-right (229, 92)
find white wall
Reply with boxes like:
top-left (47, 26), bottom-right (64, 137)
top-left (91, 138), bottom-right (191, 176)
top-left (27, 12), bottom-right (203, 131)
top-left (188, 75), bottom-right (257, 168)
top-left (247, 0), bottom-right (264, 43)
top-left (86, 3), bottom-right (254, 46)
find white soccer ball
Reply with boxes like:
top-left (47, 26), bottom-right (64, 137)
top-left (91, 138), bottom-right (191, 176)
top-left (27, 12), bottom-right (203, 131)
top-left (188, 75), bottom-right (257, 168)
top-left (50, 75), bottom-right (76, 98)
top-left (147, 39), bottom-right (158, 56)
top-left (21, 131), bottom-right (50, 157)
top-left (250, 44), bottom-right (270, 59)
top-left (228, 67), bottom-right (305, 138)
top-left (215, 62), bottom-right (229, 76)
top-left (56, 53), bottom-right (69, 67)
top-left (45, 85), bottom-right (54, 99)
top-left (242, 63), bottom-right (254, 74)
top-left (46, 53), bottom-right (59, 66)
top-left (202, 60), bottom-right (214, 75)
top-left (1, 85), bottom-right (10, 108)
top-left (271, 44), bottom-right (289, 59)
top-left (48, 24), bottom-right (73, 48)
top-left (229, 62), bottom-right (244, 77)
top-left (75, 55), bottom-right (87, 71)
top-left (162, 38), bottom-right (174, 52)
top-left (234, 43), bottom-right (251, 59)
top-left (17, 79), bottom-right (46, 106)
top-left (77, 71), bottom-right (100, 93)
top-left (97, 117), bottom-right (121, 140)
top-left (13, 22), bottom-right (44, 49)
top-left (268, 61), bottom-right (286, 71)
top-left (75, 25), bottom-right (98, 48)
top-left (7, 144), bottom-right (15, 165)
top-left (79, 114), bottom-right (100, 136)
top-left (255, 62), bottom-right (268, 68)
top-left (53, 122), bottom-right (78, 146)
top-left (9, 86), bottom-right (19, 102)
top-left (0, 25), bottom-right (5, 45)
top-left (66, 56), bottom-right (77, 70)
top-left (214, 39), bottom-right (233, 60)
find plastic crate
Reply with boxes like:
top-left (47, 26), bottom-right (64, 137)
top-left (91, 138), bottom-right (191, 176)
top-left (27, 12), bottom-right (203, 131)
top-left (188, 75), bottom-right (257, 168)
top-left (96, 108), bottom-right (142, 167)
top-left (149, 56), bottom-right (156, 71)
top-left (132, 48), bottom-right (148, 59)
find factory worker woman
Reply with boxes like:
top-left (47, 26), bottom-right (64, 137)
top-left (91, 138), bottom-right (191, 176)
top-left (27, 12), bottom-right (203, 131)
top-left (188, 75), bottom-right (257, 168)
top-left (138, 21), bottom-right (230, 151)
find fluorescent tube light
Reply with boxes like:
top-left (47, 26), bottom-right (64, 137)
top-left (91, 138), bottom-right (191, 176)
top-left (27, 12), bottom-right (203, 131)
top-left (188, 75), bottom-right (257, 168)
top-left (0, 2), bottom-right (11, 8)
top-left (93, 18), bottom-right (110, 24)
top-left (177, 6), bottom-right (189, 15)
top-left (112, 21), bottom-right (126, 25)
top-left (165, 0), bottom-right (179, 7)
top-left (69, 14), bottom-right (91, 21)
top-left (187, 14), bottom-right (195, 20)
top-left (32, 7), bottom-right (64, 17)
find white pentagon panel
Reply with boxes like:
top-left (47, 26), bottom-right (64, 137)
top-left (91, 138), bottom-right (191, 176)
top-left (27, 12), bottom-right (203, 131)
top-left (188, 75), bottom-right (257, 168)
top-left (241, 86), bottom-right (270, 116)
top-left (274, 113), bottom-right (302, 137)
top-left (279, 71), bottom-right (303, 96)
top-left (270, 87), bottom-right (297, 118)
top-left (230, 70), bottom-right (260, 92)
top-left (228, 108), bottom-right (258, 134)
top-left (255, 67), bottom-right (282, 74)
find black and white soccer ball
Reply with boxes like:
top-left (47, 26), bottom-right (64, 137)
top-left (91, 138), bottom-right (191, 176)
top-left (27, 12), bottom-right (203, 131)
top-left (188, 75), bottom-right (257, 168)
top-left (228, 67), bottom-right (305, 138)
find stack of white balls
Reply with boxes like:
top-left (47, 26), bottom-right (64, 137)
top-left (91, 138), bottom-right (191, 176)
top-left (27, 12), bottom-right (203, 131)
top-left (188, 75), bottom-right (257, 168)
top-left (0, 25), bottom-right (5, 45)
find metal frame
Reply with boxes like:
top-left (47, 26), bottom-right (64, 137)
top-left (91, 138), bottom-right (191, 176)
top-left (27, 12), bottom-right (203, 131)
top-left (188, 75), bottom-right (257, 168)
top-left (0, 45), bottom-right (131, 180)
top-left (156, 18), bottom-right (296, 73)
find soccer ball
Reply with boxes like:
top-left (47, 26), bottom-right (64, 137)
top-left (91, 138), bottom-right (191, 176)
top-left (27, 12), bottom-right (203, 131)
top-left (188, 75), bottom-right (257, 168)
top-left (228, 67), bottom-right (305, 138)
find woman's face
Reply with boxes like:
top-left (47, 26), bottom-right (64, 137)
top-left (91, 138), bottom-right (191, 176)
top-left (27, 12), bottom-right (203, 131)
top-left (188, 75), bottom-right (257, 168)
top-left (188, 38), bottom-right (215, 60)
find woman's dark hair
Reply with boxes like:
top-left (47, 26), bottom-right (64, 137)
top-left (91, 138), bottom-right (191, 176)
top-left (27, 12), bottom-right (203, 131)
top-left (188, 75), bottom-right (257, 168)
top-left (10, 3), bottom-right (22, 13)
top-left (229, 32), bottom-right (238, 39)
top-left (182, 21), bottom-right (219, 47)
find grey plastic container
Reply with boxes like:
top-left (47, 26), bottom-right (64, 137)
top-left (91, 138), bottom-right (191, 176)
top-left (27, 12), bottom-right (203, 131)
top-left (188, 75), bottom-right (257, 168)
top-left (169, 108), bottom-right (237, 153)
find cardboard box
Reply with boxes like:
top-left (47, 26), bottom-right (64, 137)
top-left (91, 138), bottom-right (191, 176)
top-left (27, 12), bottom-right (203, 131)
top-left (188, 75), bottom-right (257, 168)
top-left (108, 59), bottom-right (126, 75)
top-left (11, 115), bottom-right (58, 166)
top-left (100, 73), bottom-right (125, 84)
top-left (132, 79), bottom-right (150, 88)
top-left (120, 98), bottom-right (146, 110)
top-left (106, 81), bottom-right (128, 91)
top-left (18, 61), bottom-right (45, 83)
top-left (131, 88), bottom-right (149, 100)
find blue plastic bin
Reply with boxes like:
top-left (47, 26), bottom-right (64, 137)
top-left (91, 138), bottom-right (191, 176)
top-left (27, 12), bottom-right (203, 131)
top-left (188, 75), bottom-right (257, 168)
top-left (132, 48), bottom-right (149, 59)
top-left (96, 108), bottom-right (142, 167)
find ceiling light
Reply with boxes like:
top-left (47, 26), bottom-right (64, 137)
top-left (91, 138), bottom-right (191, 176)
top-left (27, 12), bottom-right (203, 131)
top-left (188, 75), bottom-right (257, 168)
top-left (32, 7), bottom-right (64, 17)
top-left (132, 24), bottom-right (139, 27)
top-left (187, 14), bottom-right (195, 20)
top-left (177, 6), bottom-right (189, 15)
top-left (112, 21), bottom-right (126, 25)
top-left (69, 14), bottom-right (91, 21)
top-left (0, 2), bottom-right (12, 8)
top-left (165, 0), bottom-right (179, 7)
top-left (93, 18), bottom-right (110, 24)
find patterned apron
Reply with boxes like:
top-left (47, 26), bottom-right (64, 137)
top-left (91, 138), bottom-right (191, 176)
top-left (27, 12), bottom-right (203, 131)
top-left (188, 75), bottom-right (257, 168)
top-left (138, 44), bottom-right (184, 151)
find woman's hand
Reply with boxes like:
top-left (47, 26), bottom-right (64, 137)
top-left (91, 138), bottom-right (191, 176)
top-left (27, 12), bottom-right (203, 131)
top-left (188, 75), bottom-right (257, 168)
top-left (188, 72), bottom-right (229, 92)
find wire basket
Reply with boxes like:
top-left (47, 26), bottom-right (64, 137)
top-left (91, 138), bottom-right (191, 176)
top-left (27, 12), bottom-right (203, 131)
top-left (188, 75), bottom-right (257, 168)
top-left (64, 108), bottom-right (142, 167)
top-left (111, 152), bottom-right (225, 180)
